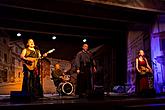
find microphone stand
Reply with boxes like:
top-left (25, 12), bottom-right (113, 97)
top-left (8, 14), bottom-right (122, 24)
top-left (38, 56), bottom-right (44, 97)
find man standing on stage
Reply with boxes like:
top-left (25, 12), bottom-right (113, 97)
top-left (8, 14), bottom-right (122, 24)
top-left (75, 43), bottom-right (96, 98)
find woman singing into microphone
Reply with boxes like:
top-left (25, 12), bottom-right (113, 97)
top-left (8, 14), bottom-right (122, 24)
top-left (20, 39), bottom-right (47, 98)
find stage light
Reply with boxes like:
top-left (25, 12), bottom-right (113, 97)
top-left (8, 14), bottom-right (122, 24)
top-left (83, 38), bottom-right (87, 42)
top-left (17, 33), bottom-right (21, 37)
top-left (52, 36), bottom-right (56, 40)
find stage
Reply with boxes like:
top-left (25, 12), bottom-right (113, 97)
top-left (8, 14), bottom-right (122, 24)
top-left (0, 93), bottom-right (165, 110)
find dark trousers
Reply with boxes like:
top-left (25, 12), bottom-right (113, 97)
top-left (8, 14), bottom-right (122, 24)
top-left (76, 66), bottom-right (92, 96)
top-left (52, 79), bottom-right (62, 94)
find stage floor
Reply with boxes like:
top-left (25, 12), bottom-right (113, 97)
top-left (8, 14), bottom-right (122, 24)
top-left (0, 93), bottom-right (165, 110)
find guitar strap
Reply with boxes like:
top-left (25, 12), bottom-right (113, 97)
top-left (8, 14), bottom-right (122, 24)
top-left (25, 48), bottom-right (40, 58)
top-left (25, 48), bottom-right (31, 57)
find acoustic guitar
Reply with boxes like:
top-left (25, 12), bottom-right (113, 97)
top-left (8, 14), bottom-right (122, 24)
top-left (24, 48), bottom-right (55, 70)
top-left (139, 66), bottom-right (150, 75)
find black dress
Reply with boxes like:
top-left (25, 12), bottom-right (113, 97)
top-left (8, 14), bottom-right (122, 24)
top-left (22, 48), bottom-right (43, 98)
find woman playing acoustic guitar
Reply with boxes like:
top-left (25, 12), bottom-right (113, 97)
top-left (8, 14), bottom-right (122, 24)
top-left (135, 49), bottom-right (153, 96)
top-left (20, 39), bottom-right (47, 98)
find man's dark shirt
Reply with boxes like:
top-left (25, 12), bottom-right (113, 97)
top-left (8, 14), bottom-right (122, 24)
top-left (51, 69), bottom-right (63, 86)
top-left (75, 50), bottom-right (96, 71)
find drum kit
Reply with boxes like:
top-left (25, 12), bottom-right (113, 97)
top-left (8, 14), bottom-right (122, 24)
top-left (57, 74), bottom-right (74, 96)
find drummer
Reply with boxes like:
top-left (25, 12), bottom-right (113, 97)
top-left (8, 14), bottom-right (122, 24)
top-left (51, 63), bottom-right (66, 94)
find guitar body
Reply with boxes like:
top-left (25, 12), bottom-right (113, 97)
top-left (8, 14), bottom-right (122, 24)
top-left (24, 57), bottom-right (38, 70)
top-left (23, 48), bottom-right (55, 70)
top-left (139, 66), bottom-right (150, 75)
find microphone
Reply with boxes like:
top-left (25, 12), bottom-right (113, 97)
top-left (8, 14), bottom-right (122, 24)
top-left (34, 46), bottom-right (39, 50)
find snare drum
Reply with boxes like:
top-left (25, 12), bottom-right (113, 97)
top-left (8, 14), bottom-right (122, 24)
top-left (63, 75), bottom-right (70, 81)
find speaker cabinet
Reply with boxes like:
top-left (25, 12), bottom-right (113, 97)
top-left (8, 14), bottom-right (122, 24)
top-left (92, 85), bottom-right (104, 99)
top-left (10, 91), bottom-right (31, 101)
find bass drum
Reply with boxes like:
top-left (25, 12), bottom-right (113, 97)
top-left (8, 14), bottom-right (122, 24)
top-left (58, 82), bottom-right (74, 95)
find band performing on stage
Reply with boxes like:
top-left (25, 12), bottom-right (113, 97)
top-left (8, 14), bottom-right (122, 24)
top-left (18, 38), bottom-right (157, 99)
